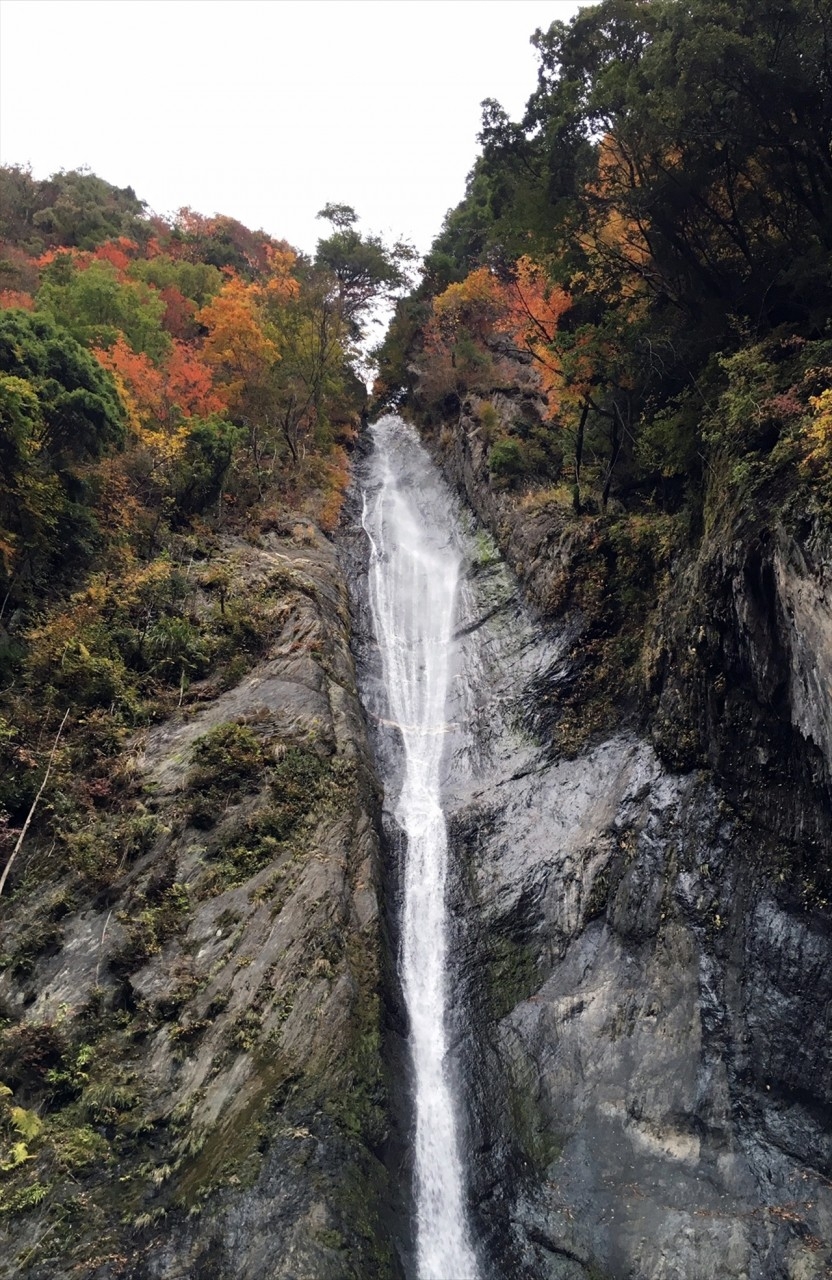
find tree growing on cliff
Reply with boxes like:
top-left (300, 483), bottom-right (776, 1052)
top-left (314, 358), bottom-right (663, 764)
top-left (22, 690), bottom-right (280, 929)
top-left (314, 203), bottom-right (417, 334)
top-left (0, 309), bottom-right (126, 601)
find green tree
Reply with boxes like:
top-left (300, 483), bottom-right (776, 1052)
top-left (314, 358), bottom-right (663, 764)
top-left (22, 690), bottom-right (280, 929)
top-left (483, 0), bottom-right (832, 331)
top-left (0, 166), bottom-right (147, 253)
top-left (37, 257), bottom-right (170, 362)
top-left (314, 206), bottom-right (417, 333)
top-left (129, 255), bottom-right (223, 308)
top-left (0, 310), bottom-right (126, 601)
top-left (172, 415), bottom-right (242, 514)
top-left (284, 303), bottom-right (348, 459)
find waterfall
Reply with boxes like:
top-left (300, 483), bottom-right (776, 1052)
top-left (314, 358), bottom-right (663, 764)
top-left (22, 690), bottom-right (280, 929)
top-left (361, 415), bottom-right (480, 1280)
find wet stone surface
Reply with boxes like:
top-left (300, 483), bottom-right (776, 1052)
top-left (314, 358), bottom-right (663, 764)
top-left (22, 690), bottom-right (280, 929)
top-left (428, 412), bottom-right (832, 1280)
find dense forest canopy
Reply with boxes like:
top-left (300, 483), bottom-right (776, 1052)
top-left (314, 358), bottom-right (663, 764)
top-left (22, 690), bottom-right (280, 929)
top-left (0, 168), bottom-right (415, 609)
top-left (378, 0), bottom-right (832, 514)
top-left (0, 165), bottom-right (413, 839)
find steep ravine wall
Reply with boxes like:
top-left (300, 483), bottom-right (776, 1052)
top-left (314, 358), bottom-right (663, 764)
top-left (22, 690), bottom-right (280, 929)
top-left (425, 403), bottom-right (832, 1280)
top-left (6, 413), bottom-right (828, 1280)
top-left (0, 524), bottom-right (402, 1280)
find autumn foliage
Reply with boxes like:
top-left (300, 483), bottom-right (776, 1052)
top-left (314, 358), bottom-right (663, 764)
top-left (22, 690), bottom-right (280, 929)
top-left (0, 168), bottom-right (417, 922)
top-left (0, 164), bottom-right (424, 766)
top-left (379, 0), bottom-right (832, 517)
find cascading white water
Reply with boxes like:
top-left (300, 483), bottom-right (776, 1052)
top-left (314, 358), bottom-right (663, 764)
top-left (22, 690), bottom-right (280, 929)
top-left (362, 415), bottom-right (479, 1280)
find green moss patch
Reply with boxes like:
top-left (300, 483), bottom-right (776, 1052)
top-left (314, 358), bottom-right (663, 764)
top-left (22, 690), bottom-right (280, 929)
top-left (486, 934), bottom-right (541, 1021)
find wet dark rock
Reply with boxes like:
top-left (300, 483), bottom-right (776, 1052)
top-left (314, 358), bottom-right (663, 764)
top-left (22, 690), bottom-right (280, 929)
top-left (424, 407), bottom-right (832, 1278)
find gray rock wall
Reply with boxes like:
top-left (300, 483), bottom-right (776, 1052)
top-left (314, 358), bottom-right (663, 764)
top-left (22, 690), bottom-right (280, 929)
top-left (0, 527), bottom-right (400, 1280)
top-left (426, 404), bottom-right (832, 1280)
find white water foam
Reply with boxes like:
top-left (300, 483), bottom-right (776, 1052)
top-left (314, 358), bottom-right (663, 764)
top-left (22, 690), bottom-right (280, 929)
top-left (362, 415), bottom-right (479, 1280)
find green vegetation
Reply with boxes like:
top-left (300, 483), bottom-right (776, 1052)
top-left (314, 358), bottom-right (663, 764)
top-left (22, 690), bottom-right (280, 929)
top-left (0, 167), bottom-right (400, 1270)
top-left (0, 309), bottom-right (126, 597)
top-left (375, 0), bottom-right (832, 774)
top-left (379, 0), bottom-right (832, 524)
top-left (4, 3), bottom-right (830, 1267)
top-left (185, 722), bottom-right (267, 828)
top-left (189, 729), bottom-right (333, 893)
top-left (0, 168), bottom-right (148, 253)
top-left (0, 161), bottom-right (413, 904)
top-left (37, 254), bottom-right (171, 360)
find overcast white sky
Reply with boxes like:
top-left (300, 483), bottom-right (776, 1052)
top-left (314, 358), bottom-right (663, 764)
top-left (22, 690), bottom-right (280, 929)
top-left (0, 0), bottom-right (590, 257)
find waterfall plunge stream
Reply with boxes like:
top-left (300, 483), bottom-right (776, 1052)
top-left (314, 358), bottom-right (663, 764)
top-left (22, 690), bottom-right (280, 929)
top-left (362, 416), bottom-right (480, 1280)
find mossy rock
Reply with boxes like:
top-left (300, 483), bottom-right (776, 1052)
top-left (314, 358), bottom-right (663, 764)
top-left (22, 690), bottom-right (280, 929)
top-left (486, 934), bottom-right (540, 1020)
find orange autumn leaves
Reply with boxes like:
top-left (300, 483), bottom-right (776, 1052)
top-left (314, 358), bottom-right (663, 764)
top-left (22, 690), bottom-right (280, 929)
top-left (197, 276), bottom-right (282, 411)
top-left (2, 211), bottom-right (307, 455)
top-left (424, 257), bottom-right (575, 413)
top-left (0, 193), bottom-right (362, 540)
top-left (94, 336), bottom-right (225, 459)
top-left (80, 240), bottom-right (303, 463)
top-left (579, 134), bottom-right (655, 301)
top-left (422, 133), bottom-right (660, 430)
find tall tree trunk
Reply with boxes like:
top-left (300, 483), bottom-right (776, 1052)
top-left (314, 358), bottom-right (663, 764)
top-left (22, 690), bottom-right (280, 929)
top-left (573, 399), bottom-right (589, 514)
top-left (602, 402), bottom-right (625, 510)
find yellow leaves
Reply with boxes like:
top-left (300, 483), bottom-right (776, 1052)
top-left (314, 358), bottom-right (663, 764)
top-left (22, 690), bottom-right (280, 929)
top-left (0, 533), bottom-right (17, 577)
top-left (578, 132), bottom-right (655, 305)
top-left (316, 445), bottom-right (351, 532)
top-left (432, 268), bottom-right (505, 341)
top-left (198, 277), bottom-right (271, 358)
top-left (96, 360), bottom-right (143, 439)
top-left (434, 267), bottom-right (499, 314)
top-left (112, 557), bottom-right (179, 613)
top-left (0, 373), bottom-right (44, 439)
top-left (11, 1104), bottom-right (43, 1143)
top-left (197, 252), bottom-right (304, 388)
top-left (803, 387), bottom-right (832, 483)
top-left (197, 276), bottom-right (280, 412)
top-left (1, 1141), bottom-right (32, 1171)
top-left (264, 275), bottom-right (300, 304)
top-left (0, 1085), bottom-right (43, 1172)
top-left (132, 423), bottom-right (190, 464)
top-left (25, 603), bottom-right (102, 672)
top-left (594, 133), bottom-right (634, 191)
top-left (263, 244), bottom-right (300, 303)
top-left (592, 206), bottom-right (650, 266)
top-left (808, 387), bottom-right (832, 436)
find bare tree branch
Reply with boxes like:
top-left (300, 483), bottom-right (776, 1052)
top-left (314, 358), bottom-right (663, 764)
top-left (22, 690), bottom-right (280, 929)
top-left (0, 708), bottom-right (69, 898)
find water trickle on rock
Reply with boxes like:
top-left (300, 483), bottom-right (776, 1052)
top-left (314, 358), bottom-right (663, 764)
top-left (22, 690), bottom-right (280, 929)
top-left (362, 415), bottom-right (479, 1280)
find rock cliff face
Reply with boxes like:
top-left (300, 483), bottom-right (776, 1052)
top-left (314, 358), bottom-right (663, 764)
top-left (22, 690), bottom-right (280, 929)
top-left (426, 403), bottom-right (832, 1279)
top-left (0, 525), bottom-right (400, 1280)
top-left (4, 408), bottom-right (829, 1280)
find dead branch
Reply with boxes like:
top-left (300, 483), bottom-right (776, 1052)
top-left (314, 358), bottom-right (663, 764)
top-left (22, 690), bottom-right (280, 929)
top-left (0, 708), bottom-right (69, 898)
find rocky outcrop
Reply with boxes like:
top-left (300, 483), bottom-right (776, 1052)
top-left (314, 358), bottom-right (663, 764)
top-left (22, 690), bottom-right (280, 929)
top-left (0, 525), bottom-right (400, 1280)
top-left (420, 402), bottom-right (832, 1278)
top-left (775, 527), bottom-right (832, 776)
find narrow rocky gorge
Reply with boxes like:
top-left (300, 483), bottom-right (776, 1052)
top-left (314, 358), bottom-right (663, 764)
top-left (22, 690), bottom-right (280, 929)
top-left (4, 4), bottom-right (832, 1274)
top-left (2, 406), bottom-right (831, 1280)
